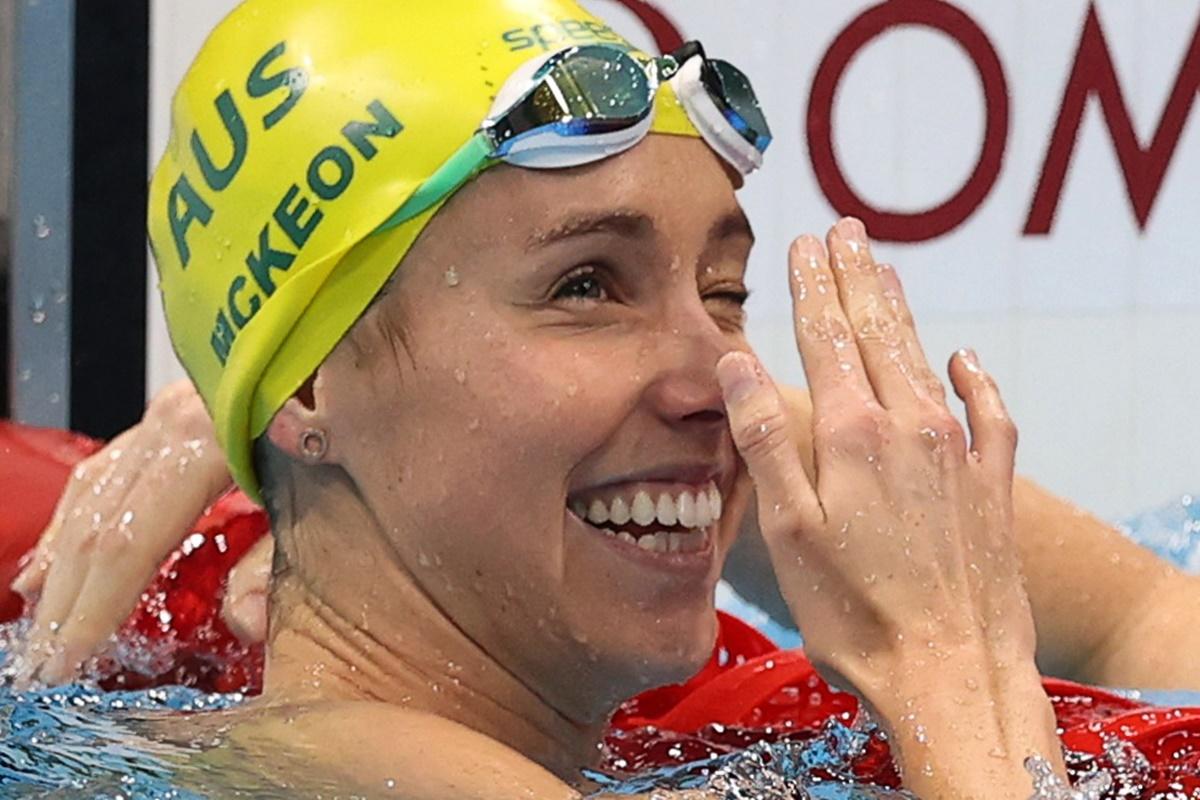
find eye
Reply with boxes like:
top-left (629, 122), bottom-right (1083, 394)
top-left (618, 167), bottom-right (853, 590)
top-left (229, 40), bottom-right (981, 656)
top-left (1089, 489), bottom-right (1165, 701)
top-left (706, 288), bottom-right (750, 308)
top-left (703, 285), bottom-right (750, 330)
top-left (551, 266), bottom-right (609, 303)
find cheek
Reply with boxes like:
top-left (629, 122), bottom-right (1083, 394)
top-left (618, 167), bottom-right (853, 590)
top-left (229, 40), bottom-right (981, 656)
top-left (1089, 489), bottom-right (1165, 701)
top-left (352, 333), bottom-right (631, 542)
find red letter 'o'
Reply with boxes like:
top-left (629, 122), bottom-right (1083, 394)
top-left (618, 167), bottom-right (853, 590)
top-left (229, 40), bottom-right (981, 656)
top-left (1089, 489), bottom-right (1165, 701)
top-left (807, 0), bottom-right (1009, 242)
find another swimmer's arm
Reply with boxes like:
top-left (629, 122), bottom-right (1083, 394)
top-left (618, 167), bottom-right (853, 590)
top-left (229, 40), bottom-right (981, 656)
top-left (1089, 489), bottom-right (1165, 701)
top-left (1011, 478), bottom-right (1200, 689)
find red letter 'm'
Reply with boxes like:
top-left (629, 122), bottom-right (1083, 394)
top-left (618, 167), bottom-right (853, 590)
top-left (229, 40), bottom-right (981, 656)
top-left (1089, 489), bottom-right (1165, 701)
top-left (1024, 5), bottom-right (1200, 234)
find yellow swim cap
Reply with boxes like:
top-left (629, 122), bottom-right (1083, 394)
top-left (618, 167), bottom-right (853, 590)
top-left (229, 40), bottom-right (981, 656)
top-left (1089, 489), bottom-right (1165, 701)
top-left (148, 0), bottom-right (701, 501)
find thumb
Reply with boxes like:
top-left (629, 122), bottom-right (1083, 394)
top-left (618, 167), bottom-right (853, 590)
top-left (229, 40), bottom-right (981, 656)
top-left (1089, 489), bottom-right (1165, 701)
top-left (221, 535), bottom-right (273, 644)
top-left (717, 352), bottom-right (820, 528)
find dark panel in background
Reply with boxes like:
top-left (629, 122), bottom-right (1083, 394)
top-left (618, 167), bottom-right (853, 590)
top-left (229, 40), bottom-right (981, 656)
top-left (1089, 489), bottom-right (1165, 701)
top-left (69, 1), bottom-right (150, 438)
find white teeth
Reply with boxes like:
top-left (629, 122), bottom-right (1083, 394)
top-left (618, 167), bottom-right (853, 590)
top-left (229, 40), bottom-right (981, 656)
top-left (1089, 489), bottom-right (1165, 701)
top-left (602, 528), bottom-right (616, 537)
top-left (587, 499), bottom-right (609, 525)
top-left (576, 483), bottom-right (723, 534)
top-left (677, 491), bottom-right (697, 528)
top-left (656, 493), bottom-right (678, 526)
top-left (618, 531), bottom-right (637, 545)
top-left (709, 485), bottom-right (722, 521)
top-left (630, 491), bottom-right (656, 526)
top-left (637, 534), bottom-right (657, 551)
top-left (609, 496), bottom-right (631, 525)
top-left (668, 532), bottom-right (684, 553)
top-left (694, 491), bottom-right (713, 528)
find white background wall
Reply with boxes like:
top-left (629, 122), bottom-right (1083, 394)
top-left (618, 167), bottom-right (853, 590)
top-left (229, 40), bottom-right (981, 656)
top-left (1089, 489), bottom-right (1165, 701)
top-left (147, 0), bottom-right (1200, 520)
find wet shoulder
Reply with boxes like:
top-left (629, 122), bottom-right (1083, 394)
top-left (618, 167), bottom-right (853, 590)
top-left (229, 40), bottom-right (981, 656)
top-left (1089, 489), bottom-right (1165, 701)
top-left (216, 701), bottom-right (578, 799)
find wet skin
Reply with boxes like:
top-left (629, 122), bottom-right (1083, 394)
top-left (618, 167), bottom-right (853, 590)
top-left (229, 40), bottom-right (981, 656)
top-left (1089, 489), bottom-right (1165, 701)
top-left (241, 134), bottom-right (759, 788)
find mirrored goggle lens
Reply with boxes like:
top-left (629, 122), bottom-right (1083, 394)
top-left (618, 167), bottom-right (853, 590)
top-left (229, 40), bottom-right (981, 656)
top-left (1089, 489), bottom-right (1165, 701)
top-left (505, 46), bottom-right (654, 142)
top-left (705, 59), bottom-right (772, 154)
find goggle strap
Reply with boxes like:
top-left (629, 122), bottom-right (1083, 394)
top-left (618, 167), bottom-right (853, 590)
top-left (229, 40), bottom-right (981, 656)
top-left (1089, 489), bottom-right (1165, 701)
top-left (668, 58), bottom-right (762, 176)
top-left (376, 133), bottom-right (495, 233)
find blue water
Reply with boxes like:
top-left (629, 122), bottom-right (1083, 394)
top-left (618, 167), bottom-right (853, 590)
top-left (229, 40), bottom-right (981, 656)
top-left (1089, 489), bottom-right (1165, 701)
top-left (1, 495), bottom-right (1199, 798)
top-left (0, 685), bottom-right (241, 799)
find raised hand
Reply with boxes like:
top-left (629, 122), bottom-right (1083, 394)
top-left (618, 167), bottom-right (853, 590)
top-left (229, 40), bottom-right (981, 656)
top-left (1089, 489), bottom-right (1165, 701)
top-left (10, 380), bottom-right (235, 687)
top-left (716, 218), bottom-right (1063, 798)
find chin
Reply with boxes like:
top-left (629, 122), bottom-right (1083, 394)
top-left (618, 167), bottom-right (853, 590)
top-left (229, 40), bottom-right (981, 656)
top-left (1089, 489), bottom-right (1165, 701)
top-left (579, 596), bottom-right (720, 703)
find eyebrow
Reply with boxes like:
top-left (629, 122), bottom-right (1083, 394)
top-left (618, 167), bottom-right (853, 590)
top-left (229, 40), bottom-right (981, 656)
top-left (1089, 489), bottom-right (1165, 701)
top-left (527, 210), bottom-right (655, 250)
top-left (709, 208), bottom-right (755, 246)
top-left (525, 205), bottom-right (755, 251)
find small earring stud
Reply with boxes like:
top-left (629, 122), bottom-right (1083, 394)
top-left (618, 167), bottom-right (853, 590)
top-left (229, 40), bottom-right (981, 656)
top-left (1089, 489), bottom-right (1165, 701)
top-left (299, 428), bottom-right (328, 463)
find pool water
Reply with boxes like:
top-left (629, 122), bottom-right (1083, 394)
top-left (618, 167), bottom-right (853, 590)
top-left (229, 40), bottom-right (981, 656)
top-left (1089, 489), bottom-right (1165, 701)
top-left (1, 495), bottom-right (1199, 799)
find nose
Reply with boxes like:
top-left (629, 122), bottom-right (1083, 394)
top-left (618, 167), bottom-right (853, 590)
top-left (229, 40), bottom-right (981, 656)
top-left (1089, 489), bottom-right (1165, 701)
top-left (641, 313), bottom-right (738, 431)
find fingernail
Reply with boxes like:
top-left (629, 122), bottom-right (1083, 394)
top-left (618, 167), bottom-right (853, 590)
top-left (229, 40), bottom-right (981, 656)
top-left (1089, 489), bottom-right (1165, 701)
top-left (41, 651), bottom-right (68, 685)
top-left (835, 217), bottom-right (867, 249)
top-left (717, 352), bottom-right (762, 404)
top-left (957, 348), bottom-right (981, 372)
top-left (10, 569), bottom-right (30, 595)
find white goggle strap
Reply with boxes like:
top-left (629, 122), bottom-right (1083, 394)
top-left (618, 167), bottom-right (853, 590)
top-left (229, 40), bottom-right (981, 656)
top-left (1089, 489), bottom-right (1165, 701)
top-left (668, 57), bottom-right (763, 176)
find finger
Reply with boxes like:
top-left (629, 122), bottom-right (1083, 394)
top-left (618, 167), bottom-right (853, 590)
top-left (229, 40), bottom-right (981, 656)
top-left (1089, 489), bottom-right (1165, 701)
top-left (12, 540), bottom-right (53, 600)
top-left (14, 547), bottom-right (92, 686)
top-left (877, 263), bottom-right (946, 403)
top-left (35, 461), bottom-right (234, 683)
top-left (12, 429), bottom-right (140, 599)
top-left (36, 552), bottom-right (161, 685)
top-left (948, 349), bottom-right (1017, 478)
top-left (717, 351), bottom-right (822, 531)
top-left (222, 535), bottom-right (274, 644)
top-left (826, 218), bottom-right (929, 408)
top-left (788, 234), bottom-right (875, 421)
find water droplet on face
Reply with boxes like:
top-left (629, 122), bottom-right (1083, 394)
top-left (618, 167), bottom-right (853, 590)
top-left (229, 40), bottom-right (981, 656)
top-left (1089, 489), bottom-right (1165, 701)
top-left (444, 266), bottom-right (461, 287)
top-left (454, 368), bottom-right (467, 384)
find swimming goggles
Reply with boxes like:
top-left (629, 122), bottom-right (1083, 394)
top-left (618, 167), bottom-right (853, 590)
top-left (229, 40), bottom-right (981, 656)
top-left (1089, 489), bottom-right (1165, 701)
top-left (377, 41), bottom-right (771, 232)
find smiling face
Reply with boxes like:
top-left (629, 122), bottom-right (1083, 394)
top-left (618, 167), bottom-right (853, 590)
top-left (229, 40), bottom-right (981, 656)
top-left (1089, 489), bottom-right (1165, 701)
top-left (315, 135), bottom-right (755, 722)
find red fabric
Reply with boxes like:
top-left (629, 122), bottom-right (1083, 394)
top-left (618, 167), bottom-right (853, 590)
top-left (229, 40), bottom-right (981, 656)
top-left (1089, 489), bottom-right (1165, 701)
top-left (4, 421), bottom-right (1200, 794)
top-left (606, 613), bottom-right (1200, 794)
top-left (0, 422), bottom-right (103, 620)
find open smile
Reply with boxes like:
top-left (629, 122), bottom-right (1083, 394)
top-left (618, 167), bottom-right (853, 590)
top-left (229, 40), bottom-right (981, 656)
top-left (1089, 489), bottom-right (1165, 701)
top-left (567, 481), bottom-right (722, 557)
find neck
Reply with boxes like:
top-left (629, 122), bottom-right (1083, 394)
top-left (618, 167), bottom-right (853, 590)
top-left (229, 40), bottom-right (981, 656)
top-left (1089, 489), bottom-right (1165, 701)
top-left (260, 473), bottom-right (609, 781)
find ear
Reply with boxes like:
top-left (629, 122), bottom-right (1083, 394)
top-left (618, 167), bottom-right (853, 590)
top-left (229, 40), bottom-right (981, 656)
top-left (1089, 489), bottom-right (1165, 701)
top-left (264, 371), bottom-right (341, 464)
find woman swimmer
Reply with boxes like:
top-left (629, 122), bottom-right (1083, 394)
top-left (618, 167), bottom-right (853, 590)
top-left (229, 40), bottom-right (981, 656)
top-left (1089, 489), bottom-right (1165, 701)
top-left (10, 0), bottom-right (1200, 796)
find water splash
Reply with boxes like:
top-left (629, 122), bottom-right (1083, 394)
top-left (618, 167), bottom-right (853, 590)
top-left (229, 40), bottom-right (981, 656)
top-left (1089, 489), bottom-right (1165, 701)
top-left (1025, 755), bottom-right (1110, 799)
